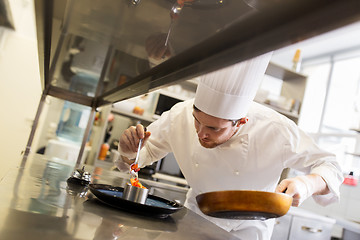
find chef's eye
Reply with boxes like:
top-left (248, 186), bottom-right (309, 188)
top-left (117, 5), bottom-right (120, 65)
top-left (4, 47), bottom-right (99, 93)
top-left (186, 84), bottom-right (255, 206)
top-left (208, 126), bottom-right (220, 132)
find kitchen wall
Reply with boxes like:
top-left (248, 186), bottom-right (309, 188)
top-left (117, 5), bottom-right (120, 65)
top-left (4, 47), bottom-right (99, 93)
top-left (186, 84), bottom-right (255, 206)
top-left (0, 0), bottom-right (41, 180)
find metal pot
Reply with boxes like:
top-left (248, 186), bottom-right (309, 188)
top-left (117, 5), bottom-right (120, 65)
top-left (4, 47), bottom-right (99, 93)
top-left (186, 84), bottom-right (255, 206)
top-left (196, 190), bottom-right (292, 220)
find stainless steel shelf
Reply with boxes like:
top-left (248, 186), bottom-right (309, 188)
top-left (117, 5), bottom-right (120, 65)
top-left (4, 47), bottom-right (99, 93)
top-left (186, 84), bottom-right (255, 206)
top-left (111, 107), bottom-right (155, 124)
top-left (258, 102), bottom-right (300, 120)
top-left (266, 62), bottom-right (307, 81)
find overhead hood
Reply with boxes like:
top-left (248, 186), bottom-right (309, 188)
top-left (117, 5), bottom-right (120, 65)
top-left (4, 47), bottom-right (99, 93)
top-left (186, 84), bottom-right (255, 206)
top-left (34, 0), bottom-right (360, 108)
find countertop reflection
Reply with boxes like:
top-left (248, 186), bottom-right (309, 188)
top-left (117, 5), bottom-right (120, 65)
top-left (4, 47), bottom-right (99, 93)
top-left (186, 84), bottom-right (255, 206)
top-left (0, 154), bottom-right (239, 240)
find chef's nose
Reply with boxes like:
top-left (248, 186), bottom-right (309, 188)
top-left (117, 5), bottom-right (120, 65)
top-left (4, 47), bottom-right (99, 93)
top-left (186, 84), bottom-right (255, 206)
top-left (197, 125), bottom-right (208, 138)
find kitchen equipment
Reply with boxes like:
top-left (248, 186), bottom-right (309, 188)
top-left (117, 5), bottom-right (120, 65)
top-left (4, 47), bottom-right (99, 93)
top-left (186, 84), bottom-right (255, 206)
top-left (89, 184), bottom-right (183, 218)
top-left (129, 127), bottom-right (147, 178)
top-left (165, 2), bottom-right (182, 46)
top-left (196, 190), bottom-right (292, 220)
top-left (67, 166), bottom-right (92, 186)
top-left (130, 138), bottom-right (142, 177)
top-left (123, 182), bottom-right (149, 204)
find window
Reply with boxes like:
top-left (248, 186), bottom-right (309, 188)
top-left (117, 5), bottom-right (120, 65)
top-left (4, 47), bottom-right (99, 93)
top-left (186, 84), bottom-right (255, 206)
top-left (299, 62), bottom-right (331, 133)
top-left (300, 52), bottom-right (360, 175)
top-left (322, 57), bottom-right (360, 132)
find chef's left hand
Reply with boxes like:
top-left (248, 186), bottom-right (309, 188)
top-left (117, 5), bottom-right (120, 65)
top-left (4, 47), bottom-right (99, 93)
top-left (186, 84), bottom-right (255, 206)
top-left (276, 174), bottom-right (329, 207)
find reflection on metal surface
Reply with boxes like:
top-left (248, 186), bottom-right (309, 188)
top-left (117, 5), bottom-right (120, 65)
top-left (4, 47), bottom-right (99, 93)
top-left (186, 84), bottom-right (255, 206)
top-left (130, 0), bottom-right (141, 6)
top-left (164, 1), bottom-right (183, 47)
top-left (50, 36), bottom-right (105, 97)
top-left (67, 166), bottom-right (92, 189)
top-left (3, 156), bottom-right (77, 238)
top-left (0, 154), bottom-right (240, 239)
top-left (34, 0), bottom-right (360, 107)
top-left (28, 0), bottom-right (360, 168)
top-left (83, 198), bottom-right (179, 232)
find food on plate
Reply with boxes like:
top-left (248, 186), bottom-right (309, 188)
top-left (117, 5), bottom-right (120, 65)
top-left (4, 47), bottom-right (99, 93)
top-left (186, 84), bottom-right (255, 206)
top-left (130, 177), bottom-right (146, 189)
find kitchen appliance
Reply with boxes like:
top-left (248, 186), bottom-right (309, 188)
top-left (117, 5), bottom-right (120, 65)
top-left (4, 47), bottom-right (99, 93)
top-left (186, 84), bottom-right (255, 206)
top-left (152, 91), bottom-right (184, 118)
top-left (196, 190), bottom-right (292, 220)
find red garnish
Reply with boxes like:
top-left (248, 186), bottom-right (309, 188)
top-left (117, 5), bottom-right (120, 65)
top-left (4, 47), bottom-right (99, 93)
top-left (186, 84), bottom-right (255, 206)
top-left (130, 177), bottom-right (147, 189)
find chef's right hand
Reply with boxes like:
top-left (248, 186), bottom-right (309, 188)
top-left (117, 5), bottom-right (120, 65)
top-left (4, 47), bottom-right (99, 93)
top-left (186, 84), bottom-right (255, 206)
top-left (115, 124), bottom-right (150, 172)
top-left (119, 124), bottom-right (151, 157)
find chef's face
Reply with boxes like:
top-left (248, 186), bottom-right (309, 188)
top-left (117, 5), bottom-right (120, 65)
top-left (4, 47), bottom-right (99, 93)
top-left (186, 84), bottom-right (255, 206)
top-left (192, 109), bottom-right (240, 148)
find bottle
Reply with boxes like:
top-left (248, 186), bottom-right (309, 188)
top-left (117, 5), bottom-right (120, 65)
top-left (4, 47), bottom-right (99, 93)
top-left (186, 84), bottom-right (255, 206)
top-left (343, 171), bottom-right (358, 186)
top-left (98, 143), bottom-right (109, 161)
top-left (292, 49), bottom-right (301, 72)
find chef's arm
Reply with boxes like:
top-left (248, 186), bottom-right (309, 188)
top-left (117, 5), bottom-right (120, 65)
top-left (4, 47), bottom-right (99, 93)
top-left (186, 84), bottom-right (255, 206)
top-left (276, 173), bottom-right (330, 207)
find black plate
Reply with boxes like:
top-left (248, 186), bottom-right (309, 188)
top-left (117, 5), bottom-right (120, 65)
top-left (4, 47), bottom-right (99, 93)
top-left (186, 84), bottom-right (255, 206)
top-left (88, 184), bottom-right (183, 218)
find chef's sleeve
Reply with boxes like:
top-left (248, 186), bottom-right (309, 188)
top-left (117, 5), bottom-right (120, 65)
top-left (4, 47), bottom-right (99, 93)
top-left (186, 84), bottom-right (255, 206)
top-left (279, 120), bottom-right (344, 206)
top-left (137, 109), bottom-right (174, 167)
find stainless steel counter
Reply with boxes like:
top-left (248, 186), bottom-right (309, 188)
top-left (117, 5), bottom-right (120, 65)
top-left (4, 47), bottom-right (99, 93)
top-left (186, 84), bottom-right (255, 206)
top-left (0, 154), bottom-right (239, 240)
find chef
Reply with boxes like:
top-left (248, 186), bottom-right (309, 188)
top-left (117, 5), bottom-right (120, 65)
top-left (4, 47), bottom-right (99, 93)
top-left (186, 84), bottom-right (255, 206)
top-left (117, 53), bottom-right (343, 239)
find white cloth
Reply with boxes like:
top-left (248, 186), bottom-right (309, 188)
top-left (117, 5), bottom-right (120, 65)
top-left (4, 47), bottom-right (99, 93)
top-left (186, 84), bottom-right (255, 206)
top-left (137, 99), bottom-right (343, 239)
top-left (194, 53), bottom-right (272, 120)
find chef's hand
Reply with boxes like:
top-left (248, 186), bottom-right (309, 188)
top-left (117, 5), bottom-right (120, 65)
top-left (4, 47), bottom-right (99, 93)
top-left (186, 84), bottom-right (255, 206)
top-left (276, 174), bottom-right (329, 207)
top-left (115, 124), bottom-right (151, 171)
top-left (120, 124), bottom-right (150, 154)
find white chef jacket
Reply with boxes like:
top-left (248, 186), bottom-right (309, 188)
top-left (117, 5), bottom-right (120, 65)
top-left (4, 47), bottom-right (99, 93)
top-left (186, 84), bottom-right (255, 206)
top-left (123, 99), bottom-right (343, 240)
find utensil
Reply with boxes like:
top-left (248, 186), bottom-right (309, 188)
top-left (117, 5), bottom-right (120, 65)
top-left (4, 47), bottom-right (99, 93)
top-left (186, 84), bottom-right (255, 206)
top-left (123, 182), bottom-right (149, 204)
top-left (196, 190), bottom-right (292, 220)
top-left (129, 127), bottom-right (146, 178)
top-left (164, 3), bottom-right (183, 46)
top-left (67, 166), bottom-right (91, 186)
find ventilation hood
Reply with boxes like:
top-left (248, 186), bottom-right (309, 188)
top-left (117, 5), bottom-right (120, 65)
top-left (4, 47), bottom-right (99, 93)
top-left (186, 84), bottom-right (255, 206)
top-left (34, 0), bottom-right (360, 107)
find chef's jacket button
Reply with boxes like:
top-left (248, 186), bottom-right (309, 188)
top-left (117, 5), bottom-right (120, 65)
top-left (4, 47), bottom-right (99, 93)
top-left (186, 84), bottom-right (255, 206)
top-left (195, 163), bottom-right (199, 167)
top-left (234, 170), bottom-right (239, 175)
top-left (240, 138), bottom-right (244, 143)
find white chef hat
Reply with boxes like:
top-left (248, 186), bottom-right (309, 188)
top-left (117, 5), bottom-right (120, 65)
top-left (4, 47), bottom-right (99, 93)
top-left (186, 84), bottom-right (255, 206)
top-left (194, 52), bottom-right (272, 120)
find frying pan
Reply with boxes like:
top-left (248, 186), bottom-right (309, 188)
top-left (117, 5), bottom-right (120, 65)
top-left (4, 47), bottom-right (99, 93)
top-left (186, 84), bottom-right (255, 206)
top-left (196, 190), bottom-right (292, 220)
